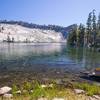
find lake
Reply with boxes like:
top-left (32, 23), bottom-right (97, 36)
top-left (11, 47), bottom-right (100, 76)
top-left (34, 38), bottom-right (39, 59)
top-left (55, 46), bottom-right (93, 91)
top-left (0, 43), bottom-right (100, 72)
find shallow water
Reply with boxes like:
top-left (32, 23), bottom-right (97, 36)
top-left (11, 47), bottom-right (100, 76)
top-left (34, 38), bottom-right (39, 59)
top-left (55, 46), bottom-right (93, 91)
top-left (0, 43), bottom-right (100, 72)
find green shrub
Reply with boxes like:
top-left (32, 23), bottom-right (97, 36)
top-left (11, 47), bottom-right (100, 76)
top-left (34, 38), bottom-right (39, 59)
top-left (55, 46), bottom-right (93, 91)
top-left (12, 84), bottom-right (19, 96)
top-left (75, 83), bottom-right (100, 96)
top-left (30, 81), bottom-right (46, 98)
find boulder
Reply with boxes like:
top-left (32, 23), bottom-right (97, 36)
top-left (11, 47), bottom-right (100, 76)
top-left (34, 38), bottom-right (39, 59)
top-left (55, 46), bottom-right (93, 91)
top-left (38, 97), bottom-right (48, 100)
top-left (52, 98), bottom-right (65, 100)
top-left (3, 93), bottom-right (13, 99)
top-left (0, 86), bottom-right (12, 95)
top-left (15, 90), bottom-right (21, 94)
top-left (48, 84), bottom-right (53, 88)
top-left (41, 84), bottom-right (47, 88)
top-left (89, 96), bottom-right (97, 100)
top-left (74, 89), bottom-right (85, 94)
top-left (93, 95), bottom-right (100, 100)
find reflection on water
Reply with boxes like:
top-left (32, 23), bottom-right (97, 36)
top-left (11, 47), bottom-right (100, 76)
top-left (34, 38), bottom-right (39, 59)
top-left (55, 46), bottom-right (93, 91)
top-left (0, 43), bottom-right (63, 59)
top-left (0, 43), bottom-right (99, 71)
top-left (64, 47), bottom-right (100, 71)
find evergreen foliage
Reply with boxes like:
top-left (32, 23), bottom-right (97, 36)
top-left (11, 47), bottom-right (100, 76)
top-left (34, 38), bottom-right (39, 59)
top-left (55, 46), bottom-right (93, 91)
top-left (68, 10), bottom-right (100, 48)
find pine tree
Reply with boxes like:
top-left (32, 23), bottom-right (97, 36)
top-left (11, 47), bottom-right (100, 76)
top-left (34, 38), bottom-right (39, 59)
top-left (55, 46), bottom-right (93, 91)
top-left (97, 13), bottom-right (100, 36)
top-left (92, 9), bottom-right (97, 46)
top-left (92, 10), bottom-right (97, 32)
top-left (67, 25), bottom-right (78, 46)
top-left (78, 24), bottom-right (85, 47)
top-left (7, 35), bottom-right (11, 42)
top-left (67, 10), bottom-right (99, 48)
top-left (86, 12), bottom-right (92, 46)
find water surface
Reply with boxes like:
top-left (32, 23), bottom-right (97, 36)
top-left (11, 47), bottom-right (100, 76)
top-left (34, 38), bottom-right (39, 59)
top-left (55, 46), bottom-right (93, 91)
top-left (0, 43), bottom-right (100, 72)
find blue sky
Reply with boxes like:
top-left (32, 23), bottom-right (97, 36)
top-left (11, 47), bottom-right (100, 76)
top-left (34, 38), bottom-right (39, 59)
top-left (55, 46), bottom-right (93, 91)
top-left (0, 0), bottom-right (100, 26)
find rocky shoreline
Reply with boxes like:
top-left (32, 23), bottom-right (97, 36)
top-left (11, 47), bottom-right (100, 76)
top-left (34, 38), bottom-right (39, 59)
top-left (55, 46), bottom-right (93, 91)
top-left (0, 65), bottom-right (99, 87)
top-left (0, 79), bottom-right (100, 100)
top-left (0, 66), bottom-right (100, 99)
top-left (0, 67), bottom-right (86, 87)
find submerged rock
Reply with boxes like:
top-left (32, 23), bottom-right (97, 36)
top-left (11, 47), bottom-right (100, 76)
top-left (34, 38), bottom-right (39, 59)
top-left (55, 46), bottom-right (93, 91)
top-left (55, 79), bottom-right (63, 85)
top-left (0, 86), bottom-right (12, 95)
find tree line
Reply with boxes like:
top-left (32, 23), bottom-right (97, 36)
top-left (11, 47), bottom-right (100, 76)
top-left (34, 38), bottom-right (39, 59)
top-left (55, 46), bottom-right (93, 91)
top-left (67, 10), bottom-right (100, 48)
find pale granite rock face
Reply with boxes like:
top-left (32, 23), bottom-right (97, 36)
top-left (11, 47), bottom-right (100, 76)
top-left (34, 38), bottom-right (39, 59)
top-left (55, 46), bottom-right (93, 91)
top-left (0, 24), bottom-right (64, 43)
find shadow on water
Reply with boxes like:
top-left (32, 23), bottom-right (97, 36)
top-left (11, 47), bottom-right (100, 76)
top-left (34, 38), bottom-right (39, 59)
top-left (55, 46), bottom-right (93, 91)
top-left (80, 75), bottom-right (100, 82)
